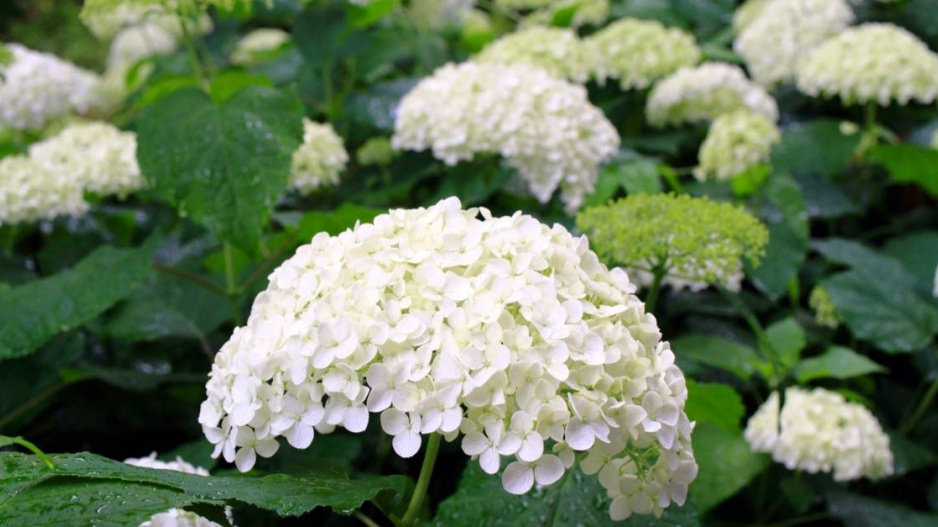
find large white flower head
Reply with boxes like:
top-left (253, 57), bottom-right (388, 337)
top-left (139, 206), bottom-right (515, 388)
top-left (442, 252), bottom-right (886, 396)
top-left (694, 110), bottom-right (781, 182)
top-left (107, 23), bottom-right (179, 70)
top-left (231, 28), bottom-right (291, 67)
top-left (734, 0), bottom-right (854, 87)
top-left (289, 118), bottom-right (348, 196)
top-left (392, 62), bottom-right (620, 214)
top-left (476, 27), bottom-right (593, 83)
top-left (586, 18), bottom-right (701, 90)
top-left (124, 453), bottom-right (225, 527)
top-left (0, 44), bottom-right (103, 133)
top-left (0, 155), bottom-right (89, 227)
top-left (29, 122), bottom-right (145, 199)
top-left (199, 197), bottom-right (697, 520)
top-left (745, 388), bottom-right (893, 481)
top-left (796, 23), bottom-right (938, 106)
top-left (646, 63), bottom-right (778, 128)
top-left (81, 0), bottom-right (214, 40)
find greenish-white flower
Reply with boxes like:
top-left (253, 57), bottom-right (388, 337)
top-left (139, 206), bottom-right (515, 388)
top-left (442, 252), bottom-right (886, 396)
top-left (809, 286), bottom-right (840, 328)
top-left (476, 27), bottom-right (593, 83)
top-left (107, 23), bottom-right (178, 70)
top-left (695, 111), bottom-right (780, 182)
top-left (81, 0), bottom-right (214, 40)
top-left (646, 63), bottom-right (778, 127)
top-left (231, 28), bottom-right (291, 66)
top-left (796, 23), bottom-right (938, 106)
top-left (290, 118), bottom-right (348, 196)
top-left (585, 18), bottom-right (700, 90)
top-left (0, 156), bottom-right (89, 227)
top-left (356, 137), bottom-right (397, 166)
top-left (732, 0), bottom-right (770, 30)
top-left (125, 453), bottom-right (227, 527)
top-left (734, 0), bottom-right (854, 87)
top-left (508, 0), bottom-right (609, 27)
top-left (409, 0), bottom-right (475, 29)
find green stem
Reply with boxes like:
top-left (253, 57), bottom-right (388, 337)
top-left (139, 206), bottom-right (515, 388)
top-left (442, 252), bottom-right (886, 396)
top-left (223, 243), bottom-right (243, 325)
top-left (660, 166), bottom-right (686, 194)
top-left (4, 436), bottom-right (55, 470)
top-left (644, 268), bottom-right (666, 313)
top-left (152, 263), bottom-right (228, 297)
top-left (717, 286), bottom-right (784, 387)
top-left (353, 511), bottom-right (381, 527)
top-left (3, 225), bottom-right (17, 254)
top-left (177, 10), bottom-right (208, 90)
top-left (399, 433), bottom-right (442, 527)
top-left (900, 365), bottom-right (938, 434)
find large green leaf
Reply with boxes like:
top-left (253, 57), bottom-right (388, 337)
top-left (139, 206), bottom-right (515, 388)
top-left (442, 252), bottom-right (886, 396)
top-left (745, 175), bottom-right (808, 300)
top-left (822, 269), bottom-right (938, 353)
top-left (869, 144), bottom-right (938, 197)
top-left (882, 231), bottom-right (938, 297)
top-left (793, 346), bottom-right (886, 383)
top-left (685, 381), bottom-right (744, 432)
top-left (431, 463), bottom-right (700, 527)
top-left (0, 452), bottom-right (405, 524)
top-left (765, 317), bottom-right (805, 370)
top-left (813, 238), bottom-right (916, 288)
top-left (827, 492), bottom-right (938, 527)
top-left (0, 241), bottom-right (157, 362)
top-left (689, 423), bottom-right (769, 513)
top-left (671, 334), bottom-right (769, 381)
top-left (136, 86), bottom-right (304, 252)
top-left (772, 120), bottom-right (861, 177)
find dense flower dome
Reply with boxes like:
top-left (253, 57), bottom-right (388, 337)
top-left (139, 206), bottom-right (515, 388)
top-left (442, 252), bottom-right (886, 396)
top-left (734, 0), bottom-right (854, 87)
top-left (392, 62), bottom-right (619, 213)
top-left (81, 0), bottom-right (213, 40)
top-left (199, 197), bottom-right (697, 520)
top-left (124, 453), bottom-right (225, 527)
top-left (796, 23), bottom-right (938, 106)
top-left (29, 121), bottom-right (144, 199)
top-left (0, 155), bottom-right (89, 227)
top-left (694, 110), bottom-right (780, 182)
top-left (732, 0), bottom-right (770, 30)
top-left (646, 63), bottom-right (778, 127)
top-left (289, 118), bottom-right (348, 196)
top-left (108, 23), bottom-right (178, 70)
top-left (476, 27), bottom-right (593, 83)
top-left (0, 44), bottom-right (103, 133)
top-left (577, 194), bottom-right (768, 292)
top-left (586, 18), bottom-right (700, 90)
top-left (231, 28), bottom-right (290, 66)
top-left (745, 388), bottom-right (893, 481)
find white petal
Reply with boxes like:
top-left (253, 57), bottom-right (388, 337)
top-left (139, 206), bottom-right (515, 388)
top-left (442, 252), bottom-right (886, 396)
top-left (380, 409), bottom-right (408, 436)
top-left (565, 419), bottom-right (595, 451)
top-left (286, 424), bottom-right (315, 449)
top-left (533, 455), bottom-right (564, 486)
top-left (392, 430), bottom-right (422, 458)
top-left (657, 403), bottom-right (680, 427)
top-left (235, 447), bottom-right (256, 472)
top-left (517, 434), bottom-right (544, 463)
top-left (462, 432), bottom-right (489, 456)
top-left (501, 462), bottom-right (534, 495)
top-left (609, 496), bottom-right (632, 521)
top-left (255, 437), bottom-right (280, 458)
top-left (479, 449), bottom-right (500, 474)
top-left (344, 405), bottom-right (369, 433)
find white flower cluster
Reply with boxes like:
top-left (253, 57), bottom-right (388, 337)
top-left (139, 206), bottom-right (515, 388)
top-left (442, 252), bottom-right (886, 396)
top-left (796, 23), bottom-right (938, 106)
top-left (646, 63), bottom-right (778, 127)
top-left (694, 110), bottom-right (781, 182)
top-left (745, 387), bottom-right (894, 481)
top-left (199, 197), bottom-right (697, 521)
top-left (124, 453), bottom-right (226, 527)
top-left (733, 0), bottom-right (770, 30)
top-left (231, 29), bottom-right (291, 66)
top-left (289, 118), bottom-right (348, 196)
top-left (108, 23), bottom-right (179, 70)
top-left (409, 0), bottom-right (476, 30)
top-left (586, 18), bottom-right (700, 90)
top-left (81, 1), bottom-right (213, 41)
top-left (0, 121), bottom-right (142, 227)
top-left (0, 44), bottom-right (103, 133)
top-left (392, 62), bottom-right (619, 213)
top-left (476, 27), bottom-right (593, 83)
top-left (734, 0), bottom-right (854, 87)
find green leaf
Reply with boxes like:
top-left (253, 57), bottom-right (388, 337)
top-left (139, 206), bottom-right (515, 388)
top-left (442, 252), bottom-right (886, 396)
top-left (827, 492), bottom-right (938, 527)
top-left (685, 381), bottom-right (744, 432)
top-left (0, 452), bottom-right (405, 523)
top-left (822, 269), bottom-right (938, 353)
top-left (793, 172), bottom-right (858, 219)
top-left (672, 334), bottom-right (769, 381)
top-left (346, 78), bottom-right (418, 132)
top-left (889, 433), bottom-right (938, 476)
top-left (0, 241), bottom-right (158, 362)
top-left (772, 120), bottom-right (861, 177)
top-left (293, 6), bottom-right (348, 73)
top-left (765, 317), bottom-right (806, 370)
top-left (882, 231), bottom-right (938, 297)
top-left (745, 175), bottom-right (808, 300)
top-left (813, 238), bottom-right (916, 288)
top-left (869, 144), bottom-right (938, 197)
top-left (208, 71), bottom-right (274, 104)
top-left (289, 204), bottom-right (383, 243)
top-left (689, 423), bottom-right (769, 513)
top-left (793, 346), bottom-right (886, 383)
top-left (348, 0), bottom-right (397, 28)
top-left (431, 462), bottom-right (700, 527)
top-left (136, 86), bottom-right (304, 252)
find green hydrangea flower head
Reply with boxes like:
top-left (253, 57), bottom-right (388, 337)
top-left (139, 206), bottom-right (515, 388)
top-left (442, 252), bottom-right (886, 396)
top-left (476, 27), bottom-right (593, 83)
top-left (695, 110), bottom-right (781, 182)
top-left (356, 137), bottom-right (398, 166)
top-left (577, 194), bottom-right (769, 290)
top-left (585, 18), bottom-right (700, 90)
top-left (733, 0), bottom-right (770, 31)
top-left (796, 23), bottom-right (938, 106)
top-left (0, 44), bottom-right (12, 67)
top-left (809, 286), bottom-right (840, 328)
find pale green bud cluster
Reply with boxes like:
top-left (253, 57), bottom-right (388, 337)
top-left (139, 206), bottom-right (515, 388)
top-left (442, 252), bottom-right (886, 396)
top-left (586, 18), bottom-right (700, 90)
top-left (646, 63), bottom-right (778, 127)
top-left (577, 194), bottom-right (769, 290)
top-left (505, 0), bottom-right (609, 28)
top-left (732, 0), bottom-right (770, 31)
top-left (734, 0), bottom-right (854, 87)
top-left (694, 111), bottom-right (780, 182)
top-left (107, 23), bottom-right (178, 70)
top-left (290, 118), bottom-right (349, 196)
top-left (808, 286), bottom-right (840, 328)
top-left (797, 23), bottom-right (938, 106)
top-left (231, 29), bottom-right (291, 67)
top-left (356, 137), bottom-right (398, 167)
top-left (81, 0), bottom-right (214, 40)
top-left (476, 27), bottom-right (593, 83)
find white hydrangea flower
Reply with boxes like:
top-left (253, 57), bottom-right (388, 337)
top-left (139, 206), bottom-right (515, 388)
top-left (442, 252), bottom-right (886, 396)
top-left (646, 63), bottom-right (778, 127)
top-left (107, 23), bottom-right (179, 70)
top-left (289, 118), bottom-right (348, 196)
top-left (0, 155), bottom-right (89, 227)
top-left (81, 2), bottom-right (213, 40)
top-left (733, 0), bottom-right (770, 30)
top-left (796, 23), bottom-right (938, 106)
top-left (694, 110), bottom-right (780, 182)
top-left (0, 44), bottom-right (103, 133)
top-left (231, 28), bottom-right (290, 66)
top-left (745, 388), bottom-right (894, 481)
top-left (476, 27), bottom-right (593, 83)
top-left (734, 0), bottom-right (854, 87)
top-left (392, 62), bottom-right (620, 213)
top-left (409, 0), bottom-right (476, 29)
top-left (586, 18), bottom-right (701, 90)
top-left (124, 453), bottom-right (227, 527)
top-left (199, 197), bottom-right (697, 521)
top-left (29, 122), bottom-right (144, 199)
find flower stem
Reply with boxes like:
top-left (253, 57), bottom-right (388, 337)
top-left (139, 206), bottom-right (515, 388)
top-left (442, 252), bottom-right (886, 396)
top-left (400, 433), bottom-right (442, 527)
top-left (717, 286), bottom-right (784, 387)
top-left (223, 243), bottom-right (243, 325)
top-left (900, 363), bottom-right (938, 434)
top-left (4, 436), bottom-right (56, 470)
top-left (177, 10), bottom-right (208, 91)
top-left (645, 268), bottom-right (665, 312)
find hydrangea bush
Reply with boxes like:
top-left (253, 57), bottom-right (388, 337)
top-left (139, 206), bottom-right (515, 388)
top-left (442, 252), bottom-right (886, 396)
top-left (1, 1), bottom-right (937, 527)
